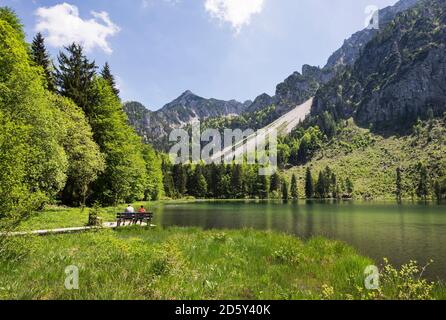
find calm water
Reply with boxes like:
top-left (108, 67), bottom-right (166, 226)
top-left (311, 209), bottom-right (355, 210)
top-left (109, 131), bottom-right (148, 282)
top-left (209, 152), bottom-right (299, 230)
top-left (151, 201), bottom-right (446, 280)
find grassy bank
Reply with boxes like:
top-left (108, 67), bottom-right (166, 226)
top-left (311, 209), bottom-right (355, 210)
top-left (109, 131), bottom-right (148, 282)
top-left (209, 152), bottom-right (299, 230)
top-left (16, 200), bottom-right (197, 231)
top-left (1, 227), bottom-right (444, 300)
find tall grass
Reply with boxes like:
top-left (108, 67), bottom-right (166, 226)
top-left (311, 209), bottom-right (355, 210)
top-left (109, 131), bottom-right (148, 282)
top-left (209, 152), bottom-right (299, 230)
top-left (0, 227), bottom-right (443, 300)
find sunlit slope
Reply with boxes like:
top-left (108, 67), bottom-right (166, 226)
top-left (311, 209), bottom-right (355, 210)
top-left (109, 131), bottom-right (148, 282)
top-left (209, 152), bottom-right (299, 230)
top-left (209, 98), bottom-right (313, 162)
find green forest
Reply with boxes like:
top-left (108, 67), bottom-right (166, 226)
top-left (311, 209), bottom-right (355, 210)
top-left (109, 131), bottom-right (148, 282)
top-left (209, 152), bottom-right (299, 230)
top-left (0, 7), bottom-right (164, 232)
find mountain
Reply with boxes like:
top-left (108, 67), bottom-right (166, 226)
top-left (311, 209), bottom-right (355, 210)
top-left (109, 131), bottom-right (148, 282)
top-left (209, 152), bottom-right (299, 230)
top-left (159, 90), bottom-right (251, 126)
top-left (312, 0), bottom-right (446, 130)
top-left (125, 0), bottom-right (421, 149)
top-left (246, 0), bottom-right (419, 116)
top-left (325, 0), bottom-right (419, 71)
top-left (123, 91), bottom-right (251, 149)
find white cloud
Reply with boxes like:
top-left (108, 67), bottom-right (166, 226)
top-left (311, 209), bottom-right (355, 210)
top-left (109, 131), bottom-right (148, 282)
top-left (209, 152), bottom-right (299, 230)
top-left (204, 0), bottom-right (264, 33)
top-left (35, 3), bottom-right (120, 54)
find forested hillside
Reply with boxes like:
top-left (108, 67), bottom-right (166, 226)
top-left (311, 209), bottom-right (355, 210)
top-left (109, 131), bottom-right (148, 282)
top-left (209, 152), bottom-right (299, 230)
top-left (280, 0), bottom-right (446, 200)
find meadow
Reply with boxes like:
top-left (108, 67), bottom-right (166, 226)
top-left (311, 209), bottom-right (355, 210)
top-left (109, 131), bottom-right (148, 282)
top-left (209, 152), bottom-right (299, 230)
top-left (2, 219), bottom-right (445, 300)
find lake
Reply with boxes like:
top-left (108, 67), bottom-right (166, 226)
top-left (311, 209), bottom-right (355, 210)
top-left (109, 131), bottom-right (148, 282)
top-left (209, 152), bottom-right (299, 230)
top-left (151, 200), bottom-right (446, 280)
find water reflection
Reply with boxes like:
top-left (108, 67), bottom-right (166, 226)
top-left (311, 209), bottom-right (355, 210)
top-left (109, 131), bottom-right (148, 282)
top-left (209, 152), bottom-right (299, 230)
top-left (151, 200), bottom-right (446, 280)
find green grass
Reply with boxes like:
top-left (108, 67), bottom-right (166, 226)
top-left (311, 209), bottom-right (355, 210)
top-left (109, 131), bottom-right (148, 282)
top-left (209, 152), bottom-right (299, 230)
top-left (16, 200), bottom-right (197, 231)
top-left (1, 227), bottom-right (444, 300)
top-left (287, 119), bottom-right (446, 200)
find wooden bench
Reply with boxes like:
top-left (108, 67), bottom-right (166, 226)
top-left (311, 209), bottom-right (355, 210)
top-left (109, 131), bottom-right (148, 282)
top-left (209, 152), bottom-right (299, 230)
top-left (116, 212), bottom-right (153, 227)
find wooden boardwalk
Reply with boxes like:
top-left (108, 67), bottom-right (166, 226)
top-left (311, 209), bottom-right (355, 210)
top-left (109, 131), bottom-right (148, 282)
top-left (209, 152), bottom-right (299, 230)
top-left (2, 222), bottom-right (156, 237)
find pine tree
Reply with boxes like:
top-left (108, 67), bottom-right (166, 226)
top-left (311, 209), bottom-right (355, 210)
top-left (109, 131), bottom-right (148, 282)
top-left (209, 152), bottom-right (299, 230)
top-left (256, 174), bottom-right (269, 199)
top-left (55, 43), bottom-right (97, 115)
top-left (416, 163), bottom-right (429, 200)
top-left (193, 165), bottom-right (208, 198)
top-left (162, 159), bottom-right (175, 198)
top-left (323, 166), bottom-right (332, 196)
top-left (305, 167), bottom-right (314, 199)
top-left (315, 171), bottom-right (326, 199)
top-left (101, 62), bottom-right (120, 97)
top-left (270, 172), bottom-right (281, 192)
top-left (330, 173), bottom-right (337, 198)
top-left (290, 174), bottom-right (298, 199)
top-left (396, 167), bottom-right (402, 201)
top-left (173, 164), bottom-right (187, 196)
top-left (31, 32), bottom-right (55, 91)
top-left (282, 181), bottom-right (289, 201)
top-left (231, 164), bottom-right (244, 199)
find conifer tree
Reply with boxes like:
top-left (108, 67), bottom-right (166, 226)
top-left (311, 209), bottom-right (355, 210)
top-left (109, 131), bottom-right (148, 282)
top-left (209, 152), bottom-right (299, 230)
top-left (396, 167), bottom-right (403, 201)
top-left (31, 32), bottom-right (55, 91)
top-left (416, 163), bottom-right (429, 200)
top-left (282, 181), bottom-right (289, 201)
top-left (290, 174), bottom-right (298, 199)
top-left (173, 164), bottom-right (187, 196)
top-left (231, 164), bottom-right (244, 199)
top-left (270, 172), bottom-right (281, 193)
top-left (315, 171), bottom-right (326, 199)
top-left (55, 43), bottom-right (97, 115)
top-left (101, 62), bottom-right (120, 97)
top-left (256, 174), bottom-right (269, 199)
top-left (305, 167), bottom-right (314, 199)
top-left (330, 173), bottom-right (337, 198)
top-left (192, 165), bottom-right (208, 198)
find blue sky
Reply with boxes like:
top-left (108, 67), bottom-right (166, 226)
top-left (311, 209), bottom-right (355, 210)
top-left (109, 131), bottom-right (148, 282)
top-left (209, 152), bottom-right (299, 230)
top-left (1, 0), bottom-right (397, 110)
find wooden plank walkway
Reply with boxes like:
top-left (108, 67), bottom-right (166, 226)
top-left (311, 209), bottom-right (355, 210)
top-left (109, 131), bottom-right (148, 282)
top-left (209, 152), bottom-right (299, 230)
top-left (2, 222), bottom-right (156, 237)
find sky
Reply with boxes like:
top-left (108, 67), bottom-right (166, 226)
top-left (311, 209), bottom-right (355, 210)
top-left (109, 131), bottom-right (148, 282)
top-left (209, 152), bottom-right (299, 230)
top-left (1, 0), bottom-right (398, 110)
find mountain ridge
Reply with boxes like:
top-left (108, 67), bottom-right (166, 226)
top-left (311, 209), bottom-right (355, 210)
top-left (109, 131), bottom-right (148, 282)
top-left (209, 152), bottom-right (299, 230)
top-left (124, 0), bottom-right (421, 149)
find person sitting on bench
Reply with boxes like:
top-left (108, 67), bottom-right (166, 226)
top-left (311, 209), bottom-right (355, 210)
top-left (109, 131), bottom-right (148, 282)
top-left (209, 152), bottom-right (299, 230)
top-left (125, 204), bottom-right (135, 214)
top-left (138, 206), bottom-right (146, 213)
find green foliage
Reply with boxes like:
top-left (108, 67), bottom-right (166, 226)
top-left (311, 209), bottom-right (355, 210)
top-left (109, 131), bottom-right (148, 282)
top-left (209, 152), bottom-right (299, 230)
top-left (89, 78), bottom-right (147, 205)
top-left (143, 145), bottom-right (164, 201)
top-left (100, 62), bottom-right (120, 97)
top-left (270, 172), bottom-right (281, 193)
top-left (51, 95), bottom-right (105, 206)
top-left (288, 118), bottom-right (446, 200)
top-left (305, 168), bottom-right (314, 199)
top-left (416, 163), bottom-right (429, 200)
top-left (0, 7), bottom-right (24, 40)
top-left (290, 174), bottom-right (298, 199)
top-left (230, 164), bottom-right (245, 199)
top-left (88, 202), bottom-right (104, 227)
top-left (30, 32), bottom-right (55, 91)
top-left (315, 171), bottom-right (326, 199)
top-left (190, 165), bottom-right (208, 198)
top-left (55, 43), bottom-right (97, 115)
top-left (281, 181), bottom-right (289, 200)
top-left (201, 105), bottom-right (278, 135)
top-left (0, 17), bottom-right (68, 210)
top-left (0, 228), bottom-right (443, 300)
top-left (396, 167), bottom-right (403, 201)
